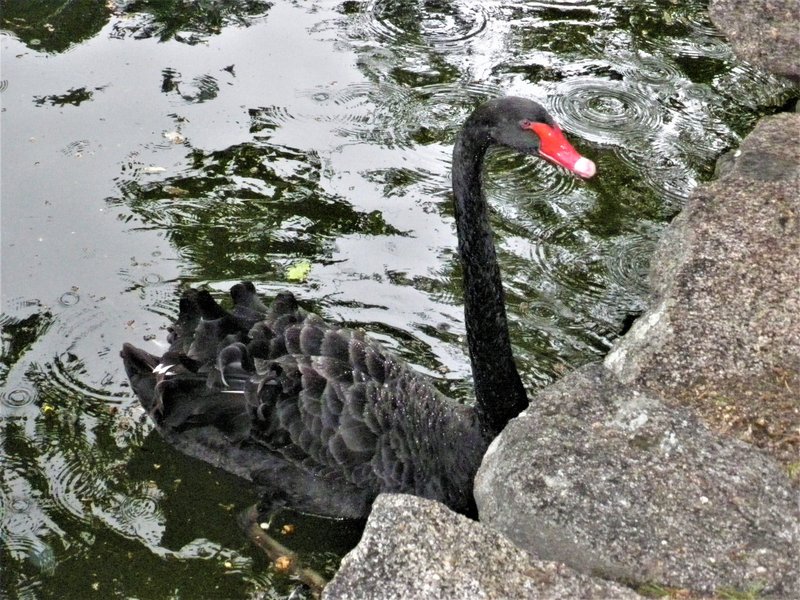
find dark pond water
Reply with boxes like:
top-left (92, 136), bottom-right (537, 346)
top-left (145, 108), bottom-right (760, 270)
top-left (1, 0), bottom-right (797, 597)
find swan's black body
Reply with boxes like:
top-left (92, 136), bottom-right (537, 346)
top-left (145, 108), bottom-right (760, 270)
top-left (121, 97), bottom-right (595, 519)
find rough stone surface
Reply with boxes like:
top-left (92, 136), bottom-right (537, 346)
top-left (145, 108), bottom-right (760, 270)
top-left (605, 113), bottom-right (800, 466)
top-left (710, 0), bottom-right (800, 81)
top-left (323, 494), bottom-right (642, 600)
top-left (475, 363), bottom-right (800, 597)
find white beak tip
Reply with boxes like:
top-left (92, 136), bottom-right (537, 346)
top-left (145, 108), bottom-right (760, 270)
top-left (574, 157), bottom-right (596, 179)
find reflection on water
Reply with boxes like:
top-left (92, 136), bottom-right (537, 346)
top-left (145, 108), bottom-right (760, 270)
top-left (1, 0), bottom-right (798, 597)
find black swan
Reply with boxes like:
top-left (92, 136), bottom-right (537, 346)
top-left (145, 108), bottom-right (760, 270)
top-left (121, 97), bottom-right (596, 519)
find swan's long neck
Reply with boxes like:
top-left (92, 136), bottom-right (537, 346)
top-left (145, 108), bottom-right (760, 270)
top-left (452, 126), bottom-right (528, 436)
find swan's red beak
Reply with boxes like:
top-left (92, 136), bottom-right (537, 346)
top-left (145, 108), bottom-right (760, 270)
top-left (529, 123), bottom-right (596, 179)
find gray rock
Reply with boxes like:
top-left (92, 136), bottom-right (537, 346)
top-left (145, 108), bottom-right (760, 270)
top-left (605, 113), bottom-right (800, 465)
top-left (475, 115), bottom-right (800, 597)
top-left (323, 494), bottom-right (642, 600)
top-left (710, 0), bottom-right (800, 81)
top-left (475, 364), bottom-right (800, 597)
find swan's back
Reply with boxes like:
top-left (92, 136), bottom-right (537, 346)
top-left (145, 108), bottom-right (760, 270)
top-left (121, 283), bottom-right (487, 518)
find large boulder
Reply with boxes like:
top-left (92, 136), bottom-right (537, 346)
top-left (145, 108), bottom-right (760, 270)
top-left (605, 113), bottom-right (800, 466)
top-left (710, 0), bottom-right (800, 82)
top-left (475, 364), bottom-right (799, 597)
top-left (323, 494), bottom-right (642, 600)
top-left (474, 113), bottom-right (800, 597)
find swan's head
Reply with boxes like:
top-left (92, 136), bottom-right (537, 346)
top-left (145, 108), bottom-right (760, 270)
top-left (478, 97), bottom-right (596, 179)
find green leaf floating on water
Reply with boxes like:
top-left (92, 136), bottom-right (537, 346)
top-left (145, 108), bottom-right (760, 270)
top-left (286, 259), bottom-right (312, 282)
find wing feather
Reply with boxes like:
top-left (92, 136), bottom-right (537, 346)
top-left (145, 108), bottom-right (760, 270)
top-left (123, 282), bottom-right (488, 518)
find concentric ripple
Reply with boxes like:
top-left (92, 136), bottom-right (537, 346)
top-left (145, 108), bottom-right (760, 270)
top-left (485, 149), bottom-right (580, 208)
top-left (618, 53), bottom-right (682, 87)
top-left (0, 384), bottom-right (37, 409)
top-left (120, 269), bottom-right (177, 317)
top-left (415, 81), bottom-right (504, 136)
top-left (714, 65), bottom-right (800, 111)
top-left (39, 355), bottom-right (123, 405)
top-left (181, 73), bottom-right (220, 104)
top-left (307, 82), bottom-right (420, 148)
top-left (550, 77), bottom-right (665, 146)
top-left (0, 485), bottom-right (57, 575)
top-left (528, 223), bottom-right (606, 305)
top-left (418, 80), bottom-right (502, 108)
top-left (47, 454), bottom-right (108, 521)
top-left (364, 165), bottom-right (449, 204)
top-left (44, 302), bottom-right (130, 403)
top-left (249, 104), bottom-right (296, 134)
top-left (58, 290), bottom-right (80, 306)
top-left (60, 140), bottom-right (92, 158)
top-left (304, 75), bottom-right (498, 152)
top-left (109, 486), bottom-right (165, 547)
top-left (617, 137), bottom-right (698, 211)
top-left (363, 0), bottom-right (490, 48)
top-left (117, 492), bottom-right (161, 524)
top-left (675, 7), bottom-right (725, 37)
top-left (603, 226), bottom-right (661, 300)
top-left (660, 35), bottom-right (732, 61)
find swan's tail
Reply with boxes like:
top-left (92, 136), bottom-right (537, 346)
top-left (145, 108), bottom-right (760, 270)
top-left (120, 342), bottom-right (160, 413)
top-left (121, 284), bottom-right (270, 432)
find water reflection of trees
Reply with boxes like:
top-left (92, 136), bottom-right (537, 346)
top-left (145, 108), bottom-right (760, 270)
top-left (114, 139), bottom-right (401, 281)
top-left (112, 0), bottom-right (272, 44)
top-left (1, 0), bottom-right (272, 53)
top-left (1, 0), bottom-right (108, 53)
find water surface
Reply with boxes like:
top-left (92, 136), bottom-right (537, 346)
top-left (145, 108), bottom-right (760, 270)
top-left (1, 0), bottom-right (796, 597)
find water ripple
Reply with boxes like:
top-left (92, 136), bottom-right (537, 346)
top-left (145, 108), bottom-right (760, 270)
top-left (550, 77), bottom-right (665, 146)
top-left (363, 0), bottom-right (490, 48)
top-left (308, 82), bottom-right (420, 148)
top-left (486, 149), bottom-right (580, 208)
top-left (529, 223), bottom-right (606, 303)
top-left (118, 492), bottom-right (162, 523)
top-left (0, 487), bottom-right (57, 575)
top-left (60, 140), bottom-right (92, 158)
top-left (58, 290), bottom-right (80, 306)
top-left (415, 81), bottom-right (504, 134)
top-left (119, 268), bottom-right (176, 316)
top-left (524, 0), bottom-right (599, 8)
top-left (619, 54), bottom-right (682, 87)
top-left (44, 302), bottom-right (129, 403)
top-left (303, 82), bottom-right (498, 153)
top-left (714, 65), bottom-right (799, 110)
top-left (107, 486), bottom-right (165, 546)
top-left (249, 104), bottom-right (295, 134)
top-left (1, 384), bottom-right (37, 409)
top-left (47, 454), bottom-right (108, 521)
top-left (181, 73), bottom-right (220, 104)
top-left (364, 165), bottom-right (449, 204)
top-left (616, 137), bottom-right (698, 211)
top-left (418, 80), bottom-right (502, 107)
top-left (661, 35), bottom-right (732, 61)
top-left (675, 8), bottom-right (724, 37)
top-left (604, 226), bottom-right (661, 299)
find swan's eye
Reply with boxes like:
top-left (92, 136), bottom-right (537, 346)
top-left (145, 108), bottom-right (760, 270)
top-left (519, 119), bottom-right (533, 129)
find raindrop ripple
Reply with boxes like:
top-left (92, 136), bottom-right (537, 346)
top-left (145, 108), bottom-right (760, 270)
top-left (364, 0), bottom-right (489, 48)
top-left (551, 77), bottom-right (665, 146)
